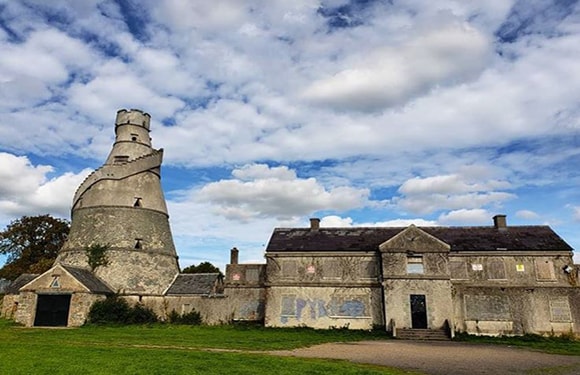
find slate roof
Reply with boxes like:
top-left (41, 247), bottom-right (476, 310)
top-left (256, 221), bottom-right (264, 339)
top-left (265, 226), bottom-right (574, 253)
top-left (4, 274), bottom-right (38, 294)
top-left (165, 273), bottom-right (222, 295)
top-left (62, 265), bottom-right (113, 294)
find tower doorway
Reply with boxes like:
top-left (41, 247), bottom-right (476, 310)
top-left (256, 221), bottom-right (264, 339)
top-left (410, 294), bottom-right (427, 329)
top-left (34, 294), bottom-right (71, 327)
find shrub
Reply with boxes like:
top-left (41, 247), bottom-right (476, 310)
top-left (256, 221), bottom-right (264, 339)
top-left (167, 309), bottom-right (202, 325)
top-left (128, 303), bottom-right (158, 324)
top-left (87, 295), bottom-right (130, 324)
top-left (87, 295), bottom-right (158, 325)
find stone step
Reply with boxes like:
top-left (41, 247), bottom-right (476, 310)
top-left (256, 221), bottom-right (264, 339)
top-left (396, 328), bottom-right (450, 341)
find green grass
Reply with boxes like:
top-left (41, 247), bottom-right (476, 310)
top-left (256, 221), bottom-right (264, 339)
top-left (454, 332), bottom-right (580, 356)
top-left (0, 319), bottom-right (418, 375)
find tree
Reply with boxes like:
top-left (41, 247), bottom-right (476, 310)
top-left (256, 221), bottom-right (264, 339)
top-left (182, 261), bottom-right (222, 276)
top-left (0, 215), bottom-right (69, 280)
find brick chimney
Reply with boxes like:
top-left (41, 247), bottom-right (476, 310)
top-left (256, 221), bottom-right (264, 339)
top-left (230, 247), bottom-right (239, 265)
top-left (493, 215), bottom-right (507, 230)
top-left (310, 218), bottom-right (320, 231)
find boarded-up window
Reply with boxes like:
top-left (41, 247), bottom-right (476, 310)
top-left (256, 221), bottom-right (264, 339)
top-left (323, 259), bottom-right (341, 279)
top-left (535, 259), bottom-right (556, 281)
top-left (282, 261), bottom-right (297, 278)
top-left (449, 261), bottom-right (468, 279)
top-left (358, 260), bottom-right (377, 279)
top-left (550, 297), bottom-right (571, 322)
top-left (488, 259), bottom-right (507, 280)
top-left (245, 268), bottom-right (259, 282)
top-left (281, 295), bottom-right (296, 316)
top-left (406, 256), bottom-right (424, 274)
top-left (329, 295), bottom-right (370, 318)
top-left (464, 295), bottom-right (511, 320)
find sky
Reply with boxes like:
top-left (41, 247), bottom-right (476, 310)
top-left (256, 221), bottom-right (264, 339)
top-left (0, 0), bottom-right (579, 271)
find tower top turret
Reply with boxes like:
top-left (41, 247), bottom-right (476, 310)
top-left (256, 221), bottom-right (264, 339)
top-left (116, 108), bottom-right (151, 131)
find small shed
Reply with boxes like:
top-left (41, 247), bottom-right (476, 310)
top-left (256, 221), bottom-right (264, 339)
top-left (9, 264), bottom-right (112, 327)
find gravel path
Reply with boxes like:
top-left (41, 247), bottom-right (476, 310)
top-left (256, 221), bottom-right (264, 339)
top-left (271, 340), bottom-right (580, 375)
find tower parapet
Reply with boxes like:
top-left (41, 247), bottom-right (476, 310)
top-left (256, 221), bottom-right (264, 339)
top-left (115, 108), bottom-right (151, 131)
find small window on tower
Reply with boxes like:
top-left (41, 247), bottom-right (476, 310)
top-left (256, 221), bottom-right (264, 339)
top-left (131, 133), bottom-right (138, 141)
top-left (114, 155), bottom-right (129, 164)
top-left (134, 239), bottom-right (142, 249)
top-left (133, 197), bottom-right (142, 207)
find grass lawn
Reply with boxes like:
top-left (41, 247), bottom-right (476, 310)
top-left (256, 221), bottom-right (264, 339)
top-left (0, 319), bottom-right (418, 375)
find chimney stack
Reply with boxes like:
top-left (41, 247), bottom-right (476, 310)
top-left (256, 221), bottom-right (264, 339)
top-left (310, 218), bottom-right (320, 231)
top-left (493, 215), bottom-right (507, 230)
top-left (230, 247), bottom-right (239, 265)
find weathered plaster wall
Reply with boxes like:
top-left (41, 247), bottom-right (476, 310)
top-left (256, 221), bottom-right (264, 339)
top-left (264, 286), bottom-right (382, 329)
top-left (384, 279), bottom-right (453, 329)
top-left (453, 286), bottom-right (579, 336)
top-left (57, 207), bottom-right (179, 295)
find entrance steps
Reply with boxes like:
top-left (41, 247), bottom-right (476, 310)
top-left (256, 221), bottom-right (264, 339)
top-left (395, 328), bottom-right (450, 341)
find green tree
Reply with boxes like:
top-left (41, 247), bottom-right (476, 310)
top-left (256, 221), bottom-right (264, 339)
top-left (0, 215), bottom-right (69, 280)
top-left (182, 261), bottom-right (222, 276)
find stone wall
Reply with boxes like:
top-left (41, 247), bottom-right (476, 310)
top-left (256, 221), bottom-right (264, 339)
top-left (453, 286), bottom-right (579, 336)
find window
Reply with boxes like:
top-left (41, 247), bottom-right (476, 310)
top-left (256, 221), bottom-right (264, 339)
top-left (323, 260), bottom-right (341, 279)
top-left (550, 297), bottom-right (571, 322)
top-left (133, 197), bottom-right (142, 207)
top-left (245, 268), bottom-right (259, 282)
top-left (134, 239), bottom-right (142, 249)
top-left (131, 133), bottom-right (139, 142)
top-left (449, 261), bottom-right (468, 279)
top-left (50, 276), bottom-right (60, 288)
top-left (488, 259), bottom-right (507, 280)
top-left (535, 259), bottom-right (556, 281)
top-left (407, 256), bottom-right (424, 274)
top-left (465, 295), bottom-right (511, 320)
top-left (113, 155), bottom-right (129, 164)
top-left (281, 295), bottom-right (296, 317)
top-left (282, 261), bottom-right (297, 278)
top-left (358, 260), bottom-right (377, 279)
top-left (329, 295), bottom-right (370, 318)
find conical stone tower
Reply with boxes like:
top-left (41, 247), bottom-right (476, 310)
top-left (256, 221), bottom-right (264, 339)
top-left (56, 109), bottom-right (179, 295)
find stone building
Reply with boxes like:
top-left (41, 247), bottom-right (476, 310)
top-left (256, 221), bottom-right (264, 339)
top-left (2, 108), bottom-right (578, 337)
top-left (262, 217), bottom-right (579, 336)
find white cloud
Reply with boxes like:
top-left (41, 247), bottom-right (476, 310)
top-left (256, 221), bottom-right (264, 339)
top-left (438, 209), bottom-right (491, 224)
top-left (319, 215), bottom-right (437, 228)
top-left (571, 206), bottom-right (580, 222)
top-left (394, 170), bottom-right (515, 215)
top-left (0, 152), bottom-right (92, 219)
top-left (196, 163), bottom-right (369, 221)
top-left (302, 23), bottom-right (492, 111)
top-left (516, 209), bottom-right (540, 220)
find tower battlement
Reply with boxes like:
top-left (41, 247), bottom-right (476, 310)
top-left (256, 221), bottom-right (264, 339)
top-left (116, 109), bottom-right (151, 131)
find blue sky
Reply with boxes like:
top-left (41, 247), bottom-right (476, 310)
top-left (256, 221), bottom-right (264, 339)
top-left (0, 0), bottom-right (579, 271)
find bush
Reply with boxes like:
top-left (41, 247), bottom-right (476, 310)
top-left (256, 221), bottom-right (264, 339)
top-left (167, 309), bottom-right (202, 325)
top-left (87, 295), bottom-right (158, 325)
top-left (127, 303), bottom-right (158, 324)
top-left (87, 295), bottom-right (130, 324)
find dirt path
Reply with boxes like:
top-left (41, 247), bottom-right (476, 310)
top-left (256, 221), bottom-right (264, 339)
top-left (271, 340), bottom-right (580, 375)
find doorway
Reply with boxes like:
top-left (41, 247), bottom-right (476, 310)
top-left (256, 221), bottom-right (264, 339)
top-left (410, 294), bottom-right (427, 329)
top-left (34, 294), bottom-right (71, 327)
